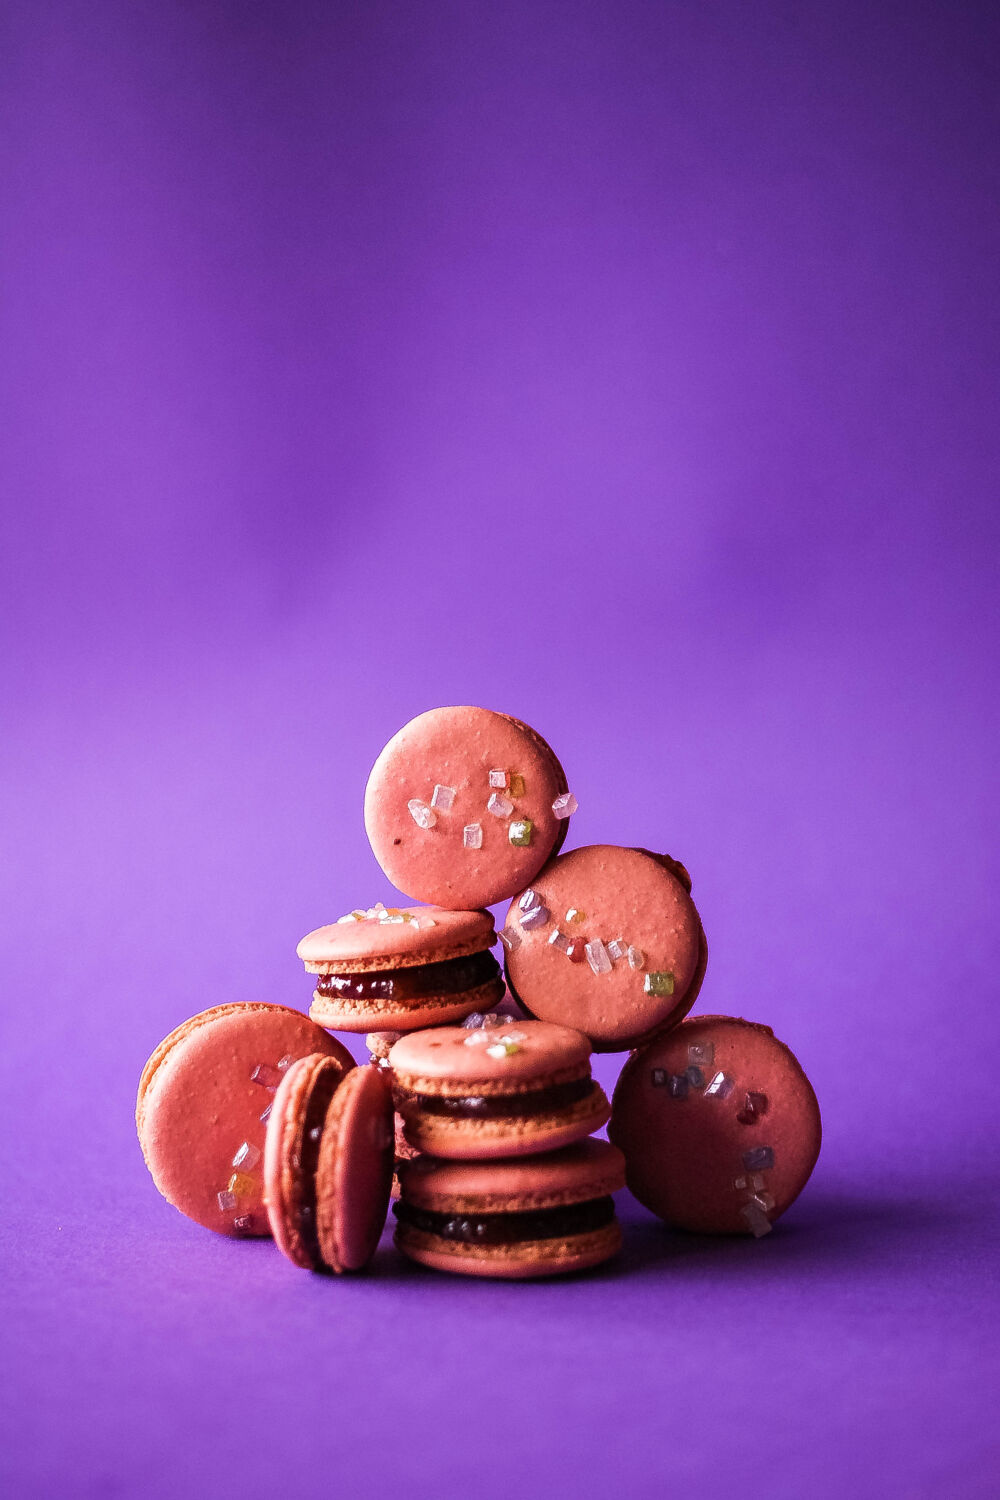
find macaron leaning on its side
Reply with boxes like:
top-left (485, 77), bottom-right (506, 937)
top-left (364, 706), bottom-right (577, 910)
top-left (502, 845), bottom-right (708, 1052)
top-left (389, 1018), bottom-right (610, 1160)
top-left (136, 1004), bottom-right (354, 1237)
top-left (394, 1139), bottom-right (626, 1279)
top-left (299, 903), bottom-right (504, 1033)
top-left (264, 1055), bottom-right (395, 1272)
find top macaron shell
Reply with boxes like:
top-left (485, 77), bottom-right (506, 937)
top-left (136, 1004), bottom-right (354, 1237)
top-left (503, 845), bottom-right (707, 1051)
top-left (364, 707), bottom-right (571, 909)
top-left (609, 1016), bottom-right (822, 1234)
top-left (387, 1020), bottom-right (592, 1093)
top-left (297, 905), bottom-right (496, 971)
top-left (315, 1065), bottom-right (395, 1271)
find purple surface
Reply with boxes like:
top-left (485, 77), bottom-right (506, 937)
top-left (2, 1), bottom-right (997, 1495)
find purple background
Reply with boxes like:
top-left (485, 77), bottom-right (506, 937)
top-left (2, 1), bottom-right (997, 1494)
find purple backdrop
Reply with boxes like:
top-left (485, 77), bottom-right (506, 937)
top-left (2, 2), bottom-right (997, 1495)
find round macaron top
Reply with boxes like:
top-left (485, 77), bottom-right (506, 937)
top-left (364, 706), bottom-right (572, 910)
top-left (503, 845), bottom-right (706, 1050)
top-left (609, 1015), bottom-right (821, 1235)
top-left (297, 904), bottom-right (496, 972)
top-left (388, 1019), bottom-right (591, 1094)
top-left (398, 1138), bottom-right (625, 1212)
top-left (315, 1065), bottom-right (395, 1272)
top-left (136, 1004), bottom-right (354, 1237)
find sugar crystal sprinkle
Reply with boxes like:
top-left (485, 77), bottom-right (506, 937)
top-left (407, 798), bottom-right (437, 830)
top-left (463, 1013), bottom-right (487, 1028)
top-left (498, 927), bottom-right (521, 952)
top-left (488, 792), bottom-right (514, 818)
top-left (743, 1146), bottom-right (775, 1172)
top-left (258, 1104), bottom-right (272, 1124)
top-left (486, 1041), bottom-right (521, 1058)
top-left (508, 819), bottom-right (533, 847)
top-left (644, 971), bottom-right (675, 997)
top-left (566, 939), bottom-right (587, 963)
top-left (518, 888), bottom-right (541, 911)
top-left (217, 1190), bottom-right (238, 1213)
top-left (687, 1042), bottom-right (714, 1067)
top-left (566, 907), bottom-right (587, 923)
top-left (606, 937), bottom-right (628, 962)
top-left (741, 1202), bottom-right (773, 1238)
top-left (509, 773), bottom-right (526, 798)
top-left (737, 1091), bottom-right (769, 1125)
top-left (551, 792), bottom-right (578, 819)
top-left (627, 945), bottom-right (645, 970)
top-left (232, 1141), bottom-right (261, 1171)
top-left (233, 1215), bottom-right (255, 1234)
top-left (251, 1063), bottom-right (283, 1092)
top-left (227, 1172), bottom-right (256, 1199)
top-left (519, 903), bottom-right (549, 930)
top-left (463, 822), bottom-right (483, 849)
top-left (651, 1068), bottom-right (668, 1087)
top-left (430, 784), bottom-right (456, 811)
top-left (277, 1055), bottom-right (292, 1070)
top-left (705, 1072), bottom-right (735, 1099)
top-left (548, 929), bottom-right (573, 954)
top-left (585, 938), bottom-right (612, 975)
top-left (489, 769), bottom-right (510, 789)
top-left (684, 1066), bottom-right (705, 1089)
top-left (464, 1030), bottom-right (493, 1047)
top-left (667, 1074), bottom-right (689, 1099)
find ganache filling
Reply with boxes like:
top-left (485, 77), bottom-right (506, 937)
top-left (393, 1195), bottom-right (615, 1245)
top-left (314, 949), bottom-right (500, 1004)
top-left (294, 1067), bottom-right (342, 1263)
top-left (405, 1075), bottom-right (596, 1119)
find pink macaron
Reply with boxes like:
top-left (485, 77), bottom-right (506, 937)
top-left (264, 1055), bottom-right (395, 1272)
top-left (502, 845), bottom-right (707, 1052)
top-left (388, 1018), bottom-right (610, 1159)
top-left (364, 706), bottom-right (576, 910)
top-left (609, 1015), bottom-right (822, 1236)
top-left (298, 901), bottom-right (504, 1033)
top-left (393, 1139), bottom-right (625, 1279)
top-left (136, 1003), bottom-right (354, 1237)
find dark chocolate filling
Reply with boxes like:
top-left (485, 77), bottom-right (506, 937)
top-left (294, 1067), bottom-right (342, 1266)
top-left (406, 1075), bottom-right (596, 1120)
top-left (315, 949), bottom-right (500, 1004)
top-left (393, 1195), bottom-right (615, 1245)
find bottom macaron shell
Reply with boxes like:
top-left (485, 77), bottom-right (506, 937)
top-left (315, 1067), bottom-right (395, 1272)
top-left (263, 1054), bottom-right (350, 1270)
top-left (400, 1083), bottom-right (611, 1161)
top-left (395, 1220), bottom-right (622, 1279)
top-left (309, 975), bottom-right (505, 1034)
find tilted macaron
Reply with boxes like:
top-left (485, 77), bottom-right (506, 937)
top-left (393, 1139), bottom-right (625, 1279)
top-left (502, 845), bottom-right (707, 1052)
top-left (299, 902), bottom-right (504, 1033)
top-left (136, 1003), bottom-right (354, 1237)
top-left (388, 1018), bottom-right (610, 1160)
top-left (364, 706), bottom-right (576, 910)
top-left (264, 1055), bottom-right (395, 1272)
top-left (609, 1016), bottom-right (821, 1236)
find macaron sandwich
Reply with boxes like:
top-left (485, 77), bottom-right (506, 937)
top-left (138, 703), bottom-right (821, 1281)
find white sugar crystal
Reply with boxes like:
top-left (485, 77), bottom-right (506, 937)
top-left (462, 1013), bottom-right (486, 1028)
top-left (486, 1043), bottom-right (509, 1058)
top-left (498, 927), bottom-right (521, 952)
top-left (548, 929), bottom-right (572, 954)
top-left (463, 822), bottom-right (483, 849)
top-left (518, 888), bottom-right (541, 911)
top-left (336, 914), bottom-right (355, 923)
top-left (487, 791), bottom-right (513, 818)
top-left (585, 939), bottom-right (612, 975)
top-left (232, 1141), bottom-right (261, 1171)
top-left (217, 1190), bottom-right (238, 1213)
top-left (627, 945), bottom-right (645, 970)
top-left (489, 769), bottom-right (509, 788)
top-left (499, 1031), bottom-right (526, 1044)
top-left (464, 1030), bottom-right (492, 1047)
top-left (606, 938), bottom-right (628, 962)
top-left (741, 1201), bottom-right (773, 1238)
top-left (519, 904), bottom-right (549, 930)
top-left (431, 783), bottom-right (456, 810)
top-left (551, 792), bottom-right (578, 819)
top-left (407, 798), bottom-right (437, 829)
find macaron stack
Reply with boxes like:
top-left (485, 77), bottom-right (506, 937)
top-left (137, 704), bottom-right (820, 1278)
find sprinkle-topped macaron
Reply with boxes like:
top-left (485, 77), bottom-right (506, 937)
top-left (609, 1016), bottom-right (821, 1236)
top-left (299, 903), bottom-right (504, 1033)
top-left (394, 1139), bottom-right (625, 1279)
top-left (136, 1004), bottom-right (354, 1237)
top-left (502, 845), bottom-right (707, 1052)
top-left (364, 707), bottom-right (575, 910)
top-left (388, 1018), bottom-right (610, 1159)
top-left (264, 1056), bottom-right (395, 1272)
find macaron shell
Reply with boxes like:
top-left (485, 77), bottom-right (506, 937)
top-left (364, 707), bottom-right (570, 910)
top-left (398, 1138), bottom-right (625, 1212)
top-left (137, 1005), bottom-right (353, 1237)
top-left (309, 973), bottom-right (505, 1034)
top-left (503, 845), bottom-right (706, 1051)
top-left (298, 906), bottom-right (496, 972)
top-left (609, 1016), bottom-right (822, 1234)
top-left (315, 1066), bottom-right (395, 1272)
top-left (263, 1053), bottom-right (352, 1269)
top-left (388, 1020), bottom-right (592, 1093)
top-left (395, 1220), bottom-right (622, 1279)
top-left (399, 1084), bottom-right (611, 1159)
